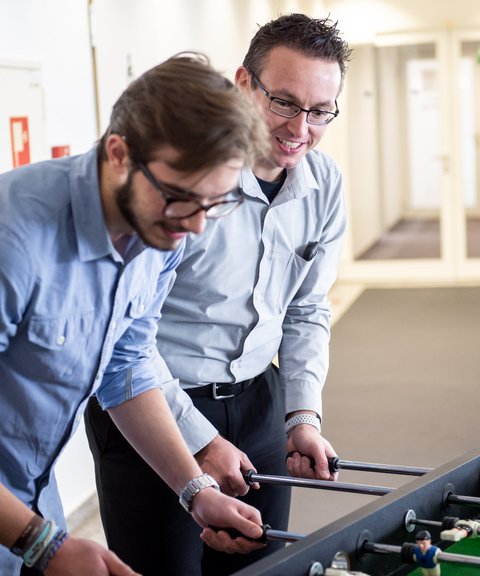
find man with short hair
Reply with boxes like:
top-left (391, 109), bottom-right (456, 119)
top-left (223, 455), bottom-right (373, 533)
top-left (87, 14), bottom-right (352, 576)
top-left (0, 53), bottom-right (269, 575)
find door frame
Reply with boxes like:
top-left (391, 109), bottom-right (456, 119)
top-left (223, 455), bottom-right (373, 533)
top-left (452, 28), bottom-right (480, 279)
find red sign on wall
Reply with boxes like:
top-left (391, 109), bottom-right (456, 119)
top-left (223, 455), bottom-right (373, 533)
top-left (51, 145), bottom-right (70, 158)
top-left (10, 116), bottom-right (31, 168)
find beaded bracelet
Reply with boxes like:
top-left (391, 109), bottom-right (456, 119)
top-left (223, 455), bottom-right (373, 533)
top-left (34, 529), bottom-right (69, 573)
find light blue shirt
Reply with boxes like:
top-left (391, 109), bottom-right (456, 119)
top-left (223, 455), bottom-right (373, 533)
top-left (0, 148), bottom-right (214, 572)
top-left (157, 150), bottom-right (346, 449)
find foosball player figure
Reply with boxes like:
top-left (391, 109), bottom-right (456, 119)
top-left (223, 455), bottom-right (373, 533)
top-left (412, 530), bottom-right (441, 576)
top-left (441, 518), bottom-right (480, 542)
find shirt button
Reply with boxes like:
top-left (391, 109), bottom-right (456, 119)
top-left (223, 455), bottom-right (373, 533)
top-left (56, 335), bottom-right (66, 346)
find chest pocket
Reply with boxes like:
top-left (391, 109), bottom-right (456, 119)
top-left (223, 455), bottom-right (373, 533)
top-left (27, 311), bottom-right (95, 382)
top-left (127, 294), bottom-right (150, 319)
top-left (275, 252), bottom-right (314, 314)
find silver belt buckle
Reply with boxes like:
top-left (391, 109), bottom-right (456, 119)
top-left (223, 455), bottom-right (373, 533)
top-left (212, 383), bottom-right (235, 400)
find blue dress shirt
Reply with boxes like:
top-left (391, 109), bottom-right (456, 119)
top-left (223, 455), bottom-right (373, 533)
top-left (157, 149), bottom-right (347, 450)
top-left (0, 148), bottom-right (214, 572)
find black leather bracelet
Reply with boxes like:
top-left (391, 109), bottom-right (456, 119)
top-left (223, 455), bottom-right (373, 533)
top-left (10, 515), bottom-right (46, 557)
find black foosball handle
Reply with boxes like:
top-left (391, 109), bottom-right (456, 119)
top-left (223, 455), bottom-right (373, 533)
top-left (208, 524), bottom-right (305, 543)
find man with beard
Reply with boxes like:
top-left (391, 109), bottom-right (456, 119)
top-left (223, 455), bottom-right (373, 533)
top-left (86, 13), bottom-right (353, 576)
top-left (0, 53), bottom-right (269, 576)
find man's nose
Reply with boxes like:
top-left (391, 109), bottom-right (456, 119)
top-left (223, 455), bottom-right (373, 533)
top-left (286, 111), bottom-right (310, 138)
top-left (179, 210), bottom-right (207, 235)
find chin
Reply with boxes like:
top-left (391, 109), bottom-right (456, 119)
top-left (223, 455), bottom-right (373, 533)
top-left (140, 233), bottom-right (178, 252)
top-left (152, 239), bottom-right (179, 252)
top-left (275, 155), bottom-right (303, 170)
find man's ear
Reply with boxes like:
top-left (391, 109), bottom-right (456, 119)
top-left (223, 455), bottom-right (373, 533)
top-left (235, 66), bottom-right (250, 92)
top-left (104, 134), bottom-right (130, 172)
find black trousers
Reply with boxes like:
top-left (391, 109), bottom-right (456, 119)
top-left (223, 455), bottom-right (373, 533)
top-left (85, 365), bottom-right (291, 576)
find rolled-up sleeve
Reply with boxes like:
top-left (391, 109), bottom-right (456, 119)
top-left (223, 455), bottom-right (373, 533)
top-left (96, 245), bottom-right (217, 454)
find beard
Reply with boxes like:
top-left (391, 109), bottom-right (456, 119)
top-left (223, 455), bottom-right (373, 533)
top-left (114, 168), bottom-right (187, 251)
top-left (115, 168), bottom-right (145, 238)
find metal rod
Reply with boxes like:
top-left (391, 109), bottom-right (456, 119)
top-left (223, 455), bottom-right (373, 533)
top-left (364, 541), bottom-right (480, 568)
top-left (329, 457), bottom-right (431, 476)
top-left (245, 471), bottom-right (393, 496)
top-left (363, 542), bottom-right (402, 555)
top-left (408, 518), bottom-right (443, 528)
top-left (447, 494), bottom-right (480, 508)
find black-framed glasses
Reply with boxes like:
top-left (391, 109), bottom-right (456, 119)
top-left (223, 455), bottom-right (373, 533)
top-left (138, 163), bottom-right (244, 219)
top-left (250, 71), bottom-right (339, 126)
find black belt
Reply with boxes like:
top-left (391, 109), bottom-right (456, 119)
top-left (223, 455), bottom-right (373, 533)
top-left (186, 378), bottom-right (256, 400)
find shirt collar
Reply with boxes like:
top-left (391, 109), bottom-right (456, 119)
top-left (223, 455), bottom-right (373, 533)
top-left (240, 154), bottom-right (320, 205)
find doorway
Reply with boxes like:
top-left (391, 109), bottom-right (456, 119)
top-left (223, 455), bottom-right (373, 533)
top-left (340, 30), bottom-right (480, 283)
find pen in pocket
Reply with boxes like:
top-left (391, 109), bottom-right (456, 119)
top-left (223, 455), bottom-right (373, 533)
top-left (302, 241), bottom-right (319, 261)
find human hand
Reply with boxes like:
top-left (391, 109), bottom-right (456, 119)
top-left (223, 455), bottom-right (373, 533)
top-left (192, 488), bottom-right (265, 554)
top-left (286, 428), bottom-right (338, 481)
top-left (45, 536), bottom-right (141, 576)
top-left (196, 434), bottom-right (259, 496)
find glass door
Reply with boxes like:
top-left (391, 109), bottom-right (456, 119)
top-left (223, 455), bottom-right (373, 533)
top-left (339, 32), bottom-right (457, 282)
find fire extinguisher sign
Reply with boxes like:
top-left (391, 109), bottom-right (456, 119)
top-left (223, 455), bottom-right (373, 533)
top-left (10, 116), bottom-right (31, 168)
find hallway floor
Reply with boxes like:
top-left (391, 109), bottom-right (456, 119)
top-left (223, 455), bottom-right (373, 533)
top-left (358, 216), bottom-right (480, 260)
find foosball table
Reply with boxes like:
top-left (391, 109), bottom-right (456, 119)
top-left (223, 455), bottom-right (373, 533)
top-left (234, 449), bottom-right (480, 575)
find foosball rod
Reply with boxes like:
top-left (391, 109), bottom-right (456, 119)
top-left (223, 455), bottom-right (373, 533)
top-left (403, 510), bottom-right (460, 532)
top-left (244, 470), bottom-right (393, 496)
top-left (328, 457), bottom-right (431, 476)
top-left (363, 541), bottom-right (480, 568)
top-left (447, 493), bottom-right (480, 508)
top-left (286, 453), bottom-right (432, 476)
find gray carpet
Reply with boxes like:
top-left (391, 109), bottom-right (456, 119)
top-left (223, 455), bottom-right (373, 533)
top-left (358, 218), bottom-right (480, 259)
top-left (289, 286), bottom-right (480, 535)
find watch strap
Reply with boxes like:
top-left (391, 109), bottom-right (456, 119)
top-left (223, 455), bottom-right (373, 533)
top-left (179, 473), bottom-right (220, 513)
top-left (285, 413), bottom-right (321, 437)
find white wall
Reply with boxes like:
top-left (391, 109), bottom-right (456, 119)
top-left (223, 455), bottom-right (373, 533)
top-left (92, 0), bottom-right (328, 131)
top-left (327, 0), bottom-right (480, 44)
top-left (0, 0), bottom-right (97, 160)
top-left (0, 0), bottom-right (97, 517)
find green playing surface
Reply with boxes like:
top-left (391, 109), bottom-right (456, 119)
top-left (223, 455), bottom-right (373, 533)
top-left (409, 537), bottom-right (480, 575)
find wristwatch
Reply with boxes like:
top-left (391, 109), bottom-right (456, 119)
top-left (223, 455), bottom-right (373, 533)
top-left (285, 413), bottom-right (321, 437)
top-left (179, 473), bottom-right (220, 512)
